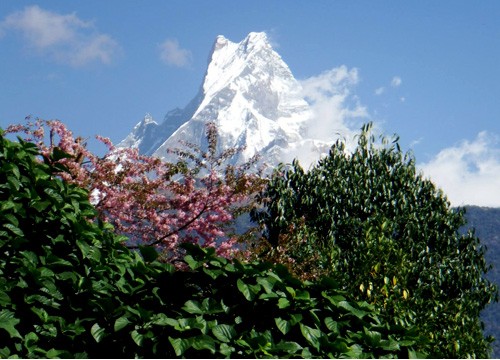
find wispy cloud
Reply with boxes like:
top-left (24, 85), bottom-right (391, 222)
top-left (159, 38), bottom-right (192, 67)
top-left (301, 65), bottom-right (369, 143)
top-left (391, 76), bottom-right (402, 87)
top-left (374, 75), bottom-right (402, 96)
top-left (419, 131), bottom-right (500, 207)
top-left (0, 5), bottom-right (120, 66)
top-left (409, 137), bottom-right (423, 148)
top-left (280, 65), bottom-right (371, 167)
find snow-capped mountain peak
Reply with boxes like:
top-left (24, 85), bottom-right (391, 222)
top-left (119, 32), bottom-right (332, 171)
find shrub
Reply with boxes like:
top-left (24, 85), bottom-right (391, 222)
top-left (251, 124), bottom-right (498, 358)
top-left (0, 130), bottom-right (427, 358)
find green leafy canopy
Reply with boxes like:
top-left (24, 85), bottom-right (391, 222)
top-left (251, 123), bottom-right (498, 358)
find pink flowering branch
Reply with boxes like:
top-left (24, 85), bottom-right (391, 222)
top-left (6, 117), bottom-right (266, 263)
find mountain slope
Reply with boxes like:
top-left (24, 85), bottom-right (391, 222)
top-left (119, 32), bottom-right (332, 170)
top-left (463, 206), bottom-right (500, 357)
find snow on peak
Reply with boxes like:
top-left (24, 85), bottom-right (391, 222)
top-left (202, 32), bottom-right (278, 99)
top-left (119, 32), bottom-right (336, 171)
top-left (143, 113), bottom-right (155, 124)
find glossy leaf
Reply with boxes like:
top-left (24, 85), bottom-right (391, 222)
top-left (114, 316), bottom-right (130, 332)
top-left (212, 324), bottom-right (236, 343)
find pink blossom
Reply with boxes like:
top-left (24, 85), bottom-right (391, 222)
top-left (7, 118), bottom-right (265, 264)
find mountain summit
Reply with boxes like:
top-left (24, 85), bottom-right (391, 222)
top-left (119, 32), bottom-right (330, 169)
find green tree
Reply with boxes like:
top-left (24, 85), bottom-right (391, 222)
top-left (251, 124), bottom-right (498, 358)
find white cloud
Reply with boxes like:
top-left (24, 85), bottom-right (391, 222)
top-left (300, 65), bottom-right (369, 143)
top-left (159, 38), bottom-right (192, 67)
top-left (0, 5), bottom-right (119, 66)
top-left (285, 65), bottom-right (371, 167)
top-left (419, 131), bottom-right (500, 207)
top-left (391, 76), bottom-right (402, 87)
top-left (374, 76), bottom-right (402, 96)
top-left (409, 137), bottom-right (423, 148)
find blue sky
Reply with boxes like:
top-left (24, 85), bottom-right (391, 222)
top-left (0, 1), bottom-right (499, 206)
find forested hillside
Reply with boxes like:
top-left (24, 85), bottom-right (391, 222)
top-left (464, 206), bottom-right (500, 357)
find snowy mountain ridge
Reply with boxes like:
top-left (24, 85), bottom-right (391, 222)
top-left (118, 32), bottom-right (334, 170)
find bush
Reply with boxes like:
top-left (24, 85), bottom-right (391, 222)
top-left (0, 129), bottom-right (170, 357)
top-left (0, 130), bottom-right (427, 358)
top-left (251, 124), bottom-right (498, 358)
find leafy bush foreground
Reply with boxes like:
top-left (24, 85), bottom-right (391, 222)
top-left (0, 131), bottom-right (429, 358)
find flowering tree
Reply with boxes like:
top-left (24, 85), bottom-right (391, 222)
top-left (6, 118), bottom-right (265, 261)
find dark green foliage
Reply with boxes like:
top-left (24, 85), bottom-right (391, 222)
top-left (0, 130), bottom-right (169, 357)
top-left (252, 124), bottom-right (498, 358)
top-left (125, 243), bottom-right (430, 358)
top-left (464, 206), bottom-right (500, 357)
top-left (108, 244), bottom-right (428, 358)
top-left (0, 130), bottom-right (427, 358)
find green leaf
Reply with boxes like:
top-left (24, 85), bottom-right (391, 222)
top-left (7, 176), bottom-right (20, 191)
top-left (203, 268), bottom-right (223, 280)
top-left (331, 338), bottom-right (349, 353)
top-left (1, 200), bottom-right (16, 212)
top-left (169, 337), bottom-right (192, 356)
top-left (90, 323), bottom-right (106, 343)
top-left (237, 279), bottom-right (254, 301)
top-left (278, 298), bottom-right (290, 309)
top-left (23, 331), bottom-right (39, 348)
top-left (290, 313), bottom-right (303, 325)
top-left (286, 286), bottom-right (296, 298)
top-left (131, 330), bottom-right (144, 347)
top-left (3, 223), bottom-right (24, 237)
top-left (299, 323), bottom-right (322, 350)
top-left (295, 290), bottom-right (310, 300)
top-left (275, 317), bottom-right (291, 335)
top-left (46, 349), bottom-right (68, 358)
top-left (0, 309), bottom-right (21, 339)
top-left (408, 349), bottom-right (427, 359)
top-left (76, 239), bottom-right (91, 258)
top-left (44, 188), bottom-right (64, 204)
top-left (139, 245), bottom-right (158, 262)
top-left (184, 255), bottom-right (201, 270)
top-left (324, 317), bottom-right (339, 334)
top-left (363, 327), bottom-right (382, 346)
top-left (259, 292), bottom-right (279, 300)
top-left (31, 200), bottom-right (50, 212)
top-left (274, 341), bottom-right (303, 354)
top-left (345, 344), bottom-right (363, 358)
top-left (151, 313), bottom-right (178, 327)
top-left (301, 347), bottom-right (313, 359)
top-left (219, 343), bottom-right (235, 357)
top-left (380, 339), bottom-right (400, 351)
top-left (0, 291), bottom-right (11, 306)
top-left (191, 335), bottom-right (216, 353)
top-left (337, 300), bottom-right (368, 319)
top-left (212, 324), bottom-right (236, 343)
top-left (114, 316), bottom-right (130, 332)
top-left (183, 300), bottom-right (204, 315)
top-left (31, 307), bottom-right (49, 323)
top-left (9, 164), bottom-right (20, 179)
top-left (257, 276), bottom-right (276, 293)
top-left (0, 346), bottom-right (10, 358)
